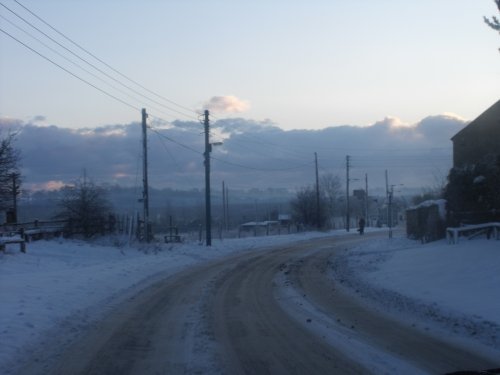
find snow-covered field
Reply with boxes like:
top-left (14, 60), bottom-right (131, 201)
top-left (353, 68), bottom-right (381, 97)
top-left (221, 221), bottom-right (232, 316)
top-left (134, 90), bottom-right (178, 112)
top-left (0, 229), bottom-right (499, 372)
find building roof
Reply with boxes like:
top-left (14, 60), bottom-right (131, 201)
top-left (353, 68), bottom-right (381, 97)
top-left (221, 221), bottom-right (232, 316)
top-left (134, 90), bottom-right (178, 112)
top-left (451, 99), bottom-right (500, 141)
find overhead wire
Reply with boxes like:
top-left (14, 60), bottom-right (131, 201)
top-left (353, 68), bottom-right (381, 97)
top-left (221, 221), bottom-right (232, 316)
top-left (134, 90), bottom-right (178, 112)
top-left (225, 131), bottom-right (312, 159)
top-left (0, 27), bottom-right (141, 112)
top-left (220, 138), bottom-right (308, 165)
top-left (210, 155), bottom-right (314, 172)
top-left (0, 11), bottom-right (212, 181)
top-left (0, 11), bottom-right (205, 132)
top-left (0, 14), bottom-right (182, 123)
top-left (0, 1), bottom-right (199, 121)
top-left (12, 0), bottom-right (198, 117)
top-left (225, 136), bottom-right (311, 161)
top-left (147, 125), bottom-right (203, 156)
top-left (148, 124), bottom-right (315, 173)
top-left (149, 128), bottom-right (201, 189)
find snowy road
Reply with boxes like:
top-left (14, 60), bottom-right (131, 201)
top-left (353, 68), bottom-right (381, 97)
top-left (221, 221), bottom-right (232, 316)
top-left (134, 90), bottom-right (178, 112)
top-left (15, 233), bottom-right (498, 374)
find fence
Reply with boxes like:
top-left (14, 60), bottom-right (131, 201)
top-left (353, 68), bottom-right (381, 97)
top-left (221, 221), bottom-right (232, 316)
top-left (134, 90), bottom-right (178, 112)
top-left (1, 220), bottom-right (67, 241)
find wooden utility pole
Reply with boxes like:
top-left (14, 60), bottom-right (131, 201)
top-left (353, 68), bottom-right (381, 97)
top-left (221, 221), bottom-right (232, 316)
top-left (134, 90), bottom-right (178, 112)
top-left (225, 184), bottom-right (229, 230)
top-left (142, 108), bottom-right (150, 242)
top-left (385, 169), bottom-right (391, 239)
top-left (204, 110), bottom-right (212, 246)
top-left (222, 181), bottom-right (226, 231)
top-left (346, 155), bottom-right (350, 232)
top-left (365, 173), bottom-right (369, 225)
top-left (314, 152), bottom-right (321, 229)
top-left (11, 173), bottom-right (19, 223)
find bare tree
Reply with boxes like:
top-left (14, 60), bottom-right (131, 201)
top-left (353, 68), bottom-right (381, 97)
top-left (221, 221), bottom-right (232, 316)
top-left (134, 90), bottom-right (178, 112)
top-left (56, 177), bottom-right (113, 238)
top-left (0, 132), bottom-right (22, 220)
top-left (290, 185), bottom-right (329, 228)
top-left (485, 0), bottom-right (500, 51)
top-left (320, 173), bottom-right (342, 226)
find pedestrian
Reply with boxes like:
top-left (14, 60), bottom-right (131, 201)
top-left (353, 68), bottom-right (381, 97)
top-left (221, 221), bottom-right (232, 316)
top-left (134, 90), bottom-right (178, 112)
top-left (358, 217), bottom-right (365, 235)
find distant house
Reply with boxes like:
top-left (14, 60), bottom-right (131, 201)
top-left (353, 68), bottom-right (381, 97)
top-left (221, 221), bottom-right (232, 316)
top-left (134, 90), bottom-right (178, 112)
top-left (451, 100), bottom-right (500, 168)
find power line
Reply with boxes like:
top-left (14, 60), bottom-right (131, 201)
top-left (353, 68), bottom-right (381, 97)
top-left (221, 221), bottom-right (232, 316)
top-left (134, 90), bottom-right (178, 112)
top-left (1, 1), bottom-right (199, 121)
top-left (0, 25), bottom-right (199, 136)
top-left (12, 0), bottom-right (197, 116)
top-left (0, 27), bottom-right (141, 112)
top-left (227, 132), bottom-right (312, 159)
top-left (148, 124), bottom-right (314, 173)
top-left (147, 125), bottom-right (203, 156)
top-left (221, 138), bottom-right (309, 164)
top-left (0, 14), bottom-right (183, 122)
top-left (226, 136), bottom-right (310, 160)
top-left (210, 155), bottom-right (314, 172)
top-left (150, 128), bottom-right (201, 188)
top-left (149, 125), bottom-right (448, 174)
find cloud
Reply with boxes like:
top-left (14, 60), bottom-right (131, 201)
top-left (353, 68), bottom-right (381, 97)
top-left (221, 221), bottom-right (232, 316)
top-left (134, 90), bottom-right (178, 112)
top-left (204, 95), bottom-right (250, 113)
top-left (374, 116), bottom-right (413, 130)
top-left (2, 113), bottom-right (467, 193)
top-left (440, 112), bottom-right (466, 122)
top-left (31, 115), bottom-right (46, 123)
top-left (0, 117), bottom-right (23, 130)
top-left (28, 180), bottom-right (66, 191)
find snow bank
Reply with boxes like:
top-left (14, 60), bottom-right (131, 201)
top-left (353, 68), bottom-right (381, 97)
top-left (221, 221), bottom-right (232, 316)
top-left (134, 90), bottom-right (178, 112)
top-left (330, 235), bottom-right (500, 355)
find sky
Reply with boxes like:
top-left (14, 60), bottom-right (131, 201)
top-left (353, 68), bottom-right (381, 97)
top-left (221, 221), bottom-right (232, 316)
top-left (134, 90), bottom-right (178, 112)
top-left (0, 0), bottom-right (499, 130)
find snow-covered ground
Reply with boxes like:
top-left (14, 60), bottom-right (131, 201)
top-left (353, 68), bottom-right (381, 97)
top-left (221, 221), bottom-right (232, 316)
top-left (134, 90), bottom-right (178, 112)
top-left (330, 234), bottom-right (500, 359)
top-left (0, 229), bottom-right (499, 372)
top-left (0, 230), bottom-right (337, 373)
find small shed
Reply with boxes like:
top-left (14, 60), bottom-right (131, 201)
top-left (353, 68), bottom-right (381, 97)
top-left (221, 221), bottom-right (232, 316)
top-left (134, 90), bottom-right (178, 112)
top-left (406, 199), bottom-right (446, 243)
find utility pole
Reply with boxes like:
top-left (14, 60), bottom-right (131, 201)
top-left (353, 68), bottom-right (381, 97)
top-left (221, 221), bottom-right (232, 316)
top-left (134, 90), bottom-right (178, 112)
top-left (346, 155), bottom-right (350, 232)
top-left (203, 110), bottom-right (212, 246)
top-left (314, 152), bottom-right (321, 229)
top-left (388, 185), bottom-right (394, 239)
top-left (222, 181), bottom-right (226, 231)
top-left (365, 173), bottom-right (369, 225)
top-left (142, 108), bottom-right (150, 242)
top-left (11, 173), bottom-right (18, 223)
top-left (225, 184), bottom-right (229, 230)
top-left (385, 169), bottom-right (391, 239)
